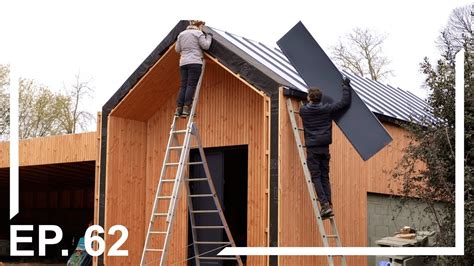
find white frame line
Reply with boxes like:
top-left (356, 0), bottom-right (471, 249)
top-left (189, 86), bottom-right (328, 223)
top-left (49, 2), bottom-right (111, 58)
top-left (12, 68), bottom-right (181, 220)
top-left (10, 65), bottom-right (19, 219)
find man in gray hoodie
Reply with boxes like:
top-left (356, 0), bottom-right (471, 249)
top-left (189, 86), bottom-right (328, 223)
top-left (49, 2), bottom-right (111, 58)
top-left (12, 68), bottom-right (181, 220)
top-left (175, 20), bottom-right (212, 117)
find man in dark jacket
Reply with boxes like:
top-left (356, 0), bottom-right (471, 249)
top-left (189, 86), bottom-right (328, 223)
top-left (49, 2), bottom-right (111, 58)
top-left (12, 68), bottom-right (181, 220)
top-left (299, 77), bottom-right (351, 218)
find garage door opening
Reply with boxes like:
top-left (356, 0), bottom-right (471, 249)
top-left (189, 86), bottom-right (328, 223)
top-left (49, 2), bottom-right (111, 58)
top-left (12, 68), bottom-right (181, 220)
top-left (0, 161), bottom-right (95, 264)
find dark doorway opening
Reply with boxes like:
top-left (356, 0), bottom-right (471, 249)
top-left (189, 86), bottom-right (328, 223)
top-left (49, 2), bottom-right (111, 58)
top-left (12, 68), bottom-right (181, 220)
top-left (187, 145), bottom-right (248, 265)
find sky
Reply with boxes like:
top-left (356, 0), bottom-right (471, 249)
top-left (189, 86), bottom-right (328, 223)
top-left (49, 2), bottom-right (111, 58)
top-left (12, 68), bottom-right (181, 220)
top-left (0, 0), bottom-right (471, 123)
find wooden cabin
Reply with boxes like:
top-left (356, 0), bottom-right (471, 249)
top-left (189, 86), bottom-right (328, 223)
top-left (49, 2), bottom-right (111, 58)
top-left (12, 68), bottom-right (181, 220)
top-left (98, 21), bottom-right (431, 265)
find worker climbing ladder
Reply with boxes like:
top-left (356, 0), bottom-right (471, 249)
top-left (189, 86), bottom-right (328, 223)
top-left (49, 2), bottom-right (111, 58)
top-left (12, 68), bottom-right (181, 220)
top-left (140, 61), bottom-right (243, 266)
top-left (286, 98), bottom-right (347, 266)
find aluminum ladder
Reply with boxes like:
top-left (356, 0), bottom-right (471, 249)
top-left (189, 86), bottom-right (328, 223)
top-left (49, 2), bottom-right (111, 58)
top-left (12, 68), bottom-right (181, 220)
top-left (140, 61), bottom-right (242, 265)
top-left (286, 98), bottom-right (347, 266)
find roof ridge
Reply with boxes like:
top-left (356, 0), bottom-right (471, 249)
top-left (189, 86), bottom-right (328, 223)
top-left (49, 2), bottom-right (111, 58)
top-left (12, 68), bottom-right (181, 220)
top-left (209, 26), bottom-right (278, 50)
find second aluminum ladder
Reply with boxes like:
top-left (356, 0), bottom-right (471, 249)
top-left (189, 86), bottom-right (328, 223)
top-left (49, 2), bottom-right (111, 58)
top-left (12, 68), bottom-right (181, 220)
top-left (287, 98), bottom-right (347, 266)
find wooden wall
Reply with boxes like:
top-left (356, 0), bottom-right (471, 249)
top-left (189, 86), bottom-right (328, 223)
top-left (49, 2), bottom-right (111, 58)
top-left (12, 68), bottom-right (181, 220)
top-left (104, 51), bottom-right (269, 265)
top-left (104, 116), bottom-right (147, 265)
top-left (104, 43), bottom-right (411, 266)
top-left (279, 95), bottom-right (409, 266)
top-left (0, 132), bottom-right (97, 168)
top-left (0, 132), bottom-right (97, 259)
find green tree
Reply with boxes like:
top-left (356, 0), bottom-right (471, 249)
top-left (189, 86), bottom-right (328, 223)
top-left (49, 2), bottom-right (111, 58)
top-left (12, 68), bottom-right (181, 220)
top-left (392, 4), bottom-right (472, 264)
top-left (18, 79), bottom-right (67, 138)
top-left (464, 28), bottom-right (474, 264)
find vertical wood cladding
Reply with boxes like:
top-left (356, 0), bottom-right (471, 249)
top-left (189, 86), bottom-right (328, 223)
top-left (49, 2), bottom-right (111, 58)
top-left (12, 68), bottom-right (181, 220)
top-left (279, 97), bottom-right (408, 266)
top-left (104, 116), bottom-right (147, 265)
top-left (0, 132), bottom-right (97, 168)
top-left (104, 49), bottom-right (411, 266)
top-left (104, 55), bottom-right (269, 265)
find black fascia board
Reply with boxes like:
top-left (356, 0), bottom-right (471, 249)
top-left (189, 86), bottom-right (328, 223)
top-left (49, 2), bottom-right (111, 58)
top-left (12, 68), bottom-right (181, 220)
top-left (282, 86), bottom-right (306, 99)
top-left (205, 27), bottom-right (286, 96)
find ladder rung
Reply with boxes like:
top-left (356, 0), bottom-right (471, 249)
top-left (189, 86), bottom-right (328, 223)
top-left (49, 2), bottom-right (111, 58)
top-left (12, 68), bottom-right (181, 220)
top-left (145, 248), bottom-right (163, 252)
top-left (286, 99), bottom-right (346, 260)
top-left (169, 146), bottom-right (184, 150)
top-left (188, 194), bottom-right (213, 198)
top-left (187, 162), bottom-right (204, 165)
top-left (191, 210), bottom-right (219, 214)
top-left (195, 241), bottom-right (231, 245)
top-left (185, 178), bottom-right (208, 181)
top-left (141, 63), bottom-right (213, 265)
top-left (192, 226), bottom-right (225, 229)
top-left (198, 256), bottom-right (237, 260)
top-left (157, 196), bottom-right (172, 199)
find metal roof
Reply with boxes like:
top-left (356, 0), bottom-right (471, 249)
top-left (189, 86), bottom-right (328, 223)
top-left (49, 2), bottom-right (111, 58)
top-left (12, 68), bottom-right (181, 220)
top-left (210, 27), bottom-right (433, 123)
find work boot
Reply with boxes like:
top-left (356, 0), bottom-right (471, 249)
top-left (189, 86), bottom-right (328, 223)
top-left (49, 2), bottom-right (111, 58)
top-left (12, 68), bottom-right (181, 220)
top-left (320, 202), bottom-right (334, 219)
top-left (180, 105), bottom-right (191, 118)
top-left (174, 106), bottom-right (183, 116)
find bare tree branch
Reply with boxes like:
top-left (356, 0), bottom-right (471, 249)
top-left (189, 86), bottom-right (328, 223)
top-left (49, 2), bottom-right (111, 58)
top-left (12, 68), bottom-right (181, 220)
top-left (331, 27), bottom-right (393, 81)
top-left (437, 5), bottom-right (472, 61)
top-left (0, 66), bottom-right (96, 140)
top-left (0, 65), bottom-right (10, 137)
top-left (58, 72), bottom-right (94, 134)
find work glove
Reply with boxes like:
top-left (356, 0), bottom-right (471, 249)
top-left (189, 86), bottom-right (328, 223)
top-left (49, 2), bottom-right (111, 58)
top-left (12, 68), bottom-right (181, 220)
top-left (342, 77), bottom-right (351, 87)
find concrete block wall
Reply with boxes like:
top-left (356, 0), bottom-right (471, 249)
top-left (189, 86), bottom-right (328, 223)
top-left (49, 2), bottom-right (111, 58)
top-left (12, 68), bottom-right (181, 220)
top-left (367, 193), bottom-right (446, 266)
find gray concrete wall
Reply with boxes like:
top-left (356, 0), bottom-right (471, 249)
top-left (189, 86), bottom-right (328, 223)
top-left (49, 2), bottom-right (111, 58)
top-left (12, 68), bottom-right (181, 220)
top-left (367, 193), bottom-right (445, 266)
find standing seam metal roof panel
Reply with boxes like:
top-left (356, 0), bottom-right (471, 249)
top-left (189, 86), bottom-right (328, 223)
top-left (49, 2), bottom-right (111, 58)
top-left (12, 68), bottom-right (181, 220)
top-left (209, 27), bottom-right (433, 123)
top-left (342, 71), bottom-right (418, 121)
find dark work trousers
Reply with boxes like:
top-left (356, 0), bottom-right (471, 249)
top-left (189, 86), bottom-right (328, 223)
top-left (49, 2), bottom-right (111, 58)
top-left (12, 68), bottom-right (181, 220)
top-left (176, 64), bottom-right (202, 107)
top-left (306, 148), bottom-right (331, 205)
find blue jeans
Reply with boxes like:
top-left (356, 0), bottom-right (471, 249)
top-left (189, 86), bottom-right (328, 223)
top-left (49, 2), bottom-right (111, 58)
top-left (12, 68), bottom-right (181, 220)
top-left (306, 148), bottom-right (331, 205)
top-left (176, 64), bottom-right (202, 107)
